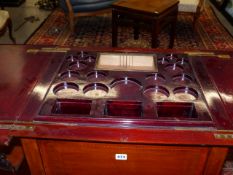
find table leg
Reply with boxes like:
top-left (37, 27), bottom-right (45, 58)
top-left (133, 21), bottom-right (139, 40)
top-left (151, 20), bottom-right (159, 48)
top-left (112, 9), bottom-right (118, 47)
top-left (169, 14), bottom-right (177, 48)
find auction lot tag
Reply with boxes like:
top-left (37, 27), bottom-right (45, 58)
top-left (115, 154), bottom-right (127, 160)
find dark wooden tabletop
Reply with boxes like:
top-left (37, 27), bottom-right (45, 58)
top-left (112, 0), bottom-right (179, 14)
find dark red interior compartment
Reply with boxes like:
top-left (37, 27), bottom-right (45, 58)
top-left (157, 102), bottom-right (198, 119)
top-left (52, 99), bottom-right (92, 115)
top-left (105, 101), bottom-right (142, 118)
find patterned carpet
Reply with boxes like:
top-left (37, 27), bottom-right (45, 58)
top-left (26, 5), bottom-right (233, 49)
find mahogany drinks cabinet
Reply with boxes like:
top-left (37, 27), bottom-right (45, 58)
top-left (0, 45), bottom-right (233, 175)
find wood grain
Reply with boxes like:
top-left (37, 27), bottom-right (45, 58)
top-left (39, 140), bottom-right (210, 175)
top-left (21, 139), bottom-right (45, 175)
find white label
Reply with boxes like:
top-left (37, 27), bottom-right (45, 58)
top-left (115, 154), bottom-right (127, 160)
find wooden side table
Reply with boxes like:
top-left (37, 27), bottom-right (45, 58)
top-left (112, 0), bottom-right (179, 48)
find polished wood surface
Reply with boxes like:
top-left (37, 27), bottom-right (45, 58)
top-left (0, 46), bottom-right (233, 174)
top-left (0, 46), bottom-right (35, 120)
top-left (0, 45), bottom-right (64, 144)
top-left (113, 0), bottom-right (179, 14)
top-left (21, 139), bottom-right (45, 175)
top-left (38, 140), bottom-right (211, 175)
top-left (203, 147), bottom-right (229, 175)
top-left (1, 46), bottom-right (233, 136)
top-left (0, 46), bottom-right (62, 121)
top-left (200, 56), bottom-right (233, 123)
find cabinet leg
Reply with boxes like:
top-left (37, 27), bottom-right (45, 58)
top-left (21, 139), bottom-right (45, 175)
top-left (204, 147), bottom-right (228, 175)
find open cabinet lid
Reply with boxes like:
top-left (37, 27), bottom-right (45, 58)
top-left (0, 45), bottom-right (67, 144)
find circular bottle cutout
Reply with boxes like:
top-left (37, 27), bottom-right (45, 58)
top-left (60, 70), bottom-right (79, 81)
top-left (84, 55), bottom-right (96, 63)
top-left (158, 57), bottom-right (169, 65)
top-left (173, 86), bottom-right (198, 101)
top-left (66, 55), bottom-right (78, 62)
top-left (77, 51), bottom-right (89, 59)
top-left (144, 85), bottom-right (169, 101)
top-left (172, 73), bottom-right (193, 84)
top-left (176, 57), bottom-right (188, 66)
top-left (69, 61), bottom-right (88, 71)
top-left (53, 82), bottom-right (79, 97)
top-left (83, 83), bottom-right (109, 98)
top-left (165, 53), bottom-right (178, 60)
top-left (87, 71), bottom-right (107, 81)
top-left (165, 63), bottom-right (184, 74)
top-left (110, 77), bottom-right (142, 96)
top-left (145, 73), bottom-right (166, 85)
top-left (111, 77), bottom-right (141, 89)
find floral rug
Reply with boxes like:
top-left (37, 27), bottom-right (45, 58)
top-left (26, 5), bottom-right (233, 50)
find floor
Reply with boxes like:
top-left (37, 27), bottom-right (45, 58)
top-left (0, 0), bottom-right (232, 44)
top-left (209, 1), bottom-right (233, 36)
top-left (0, 0), bottom-right (51, 44)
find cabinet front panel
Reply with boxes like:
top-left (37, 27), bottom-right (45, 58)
top-left (38, 140), bottom-right (209, 175)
